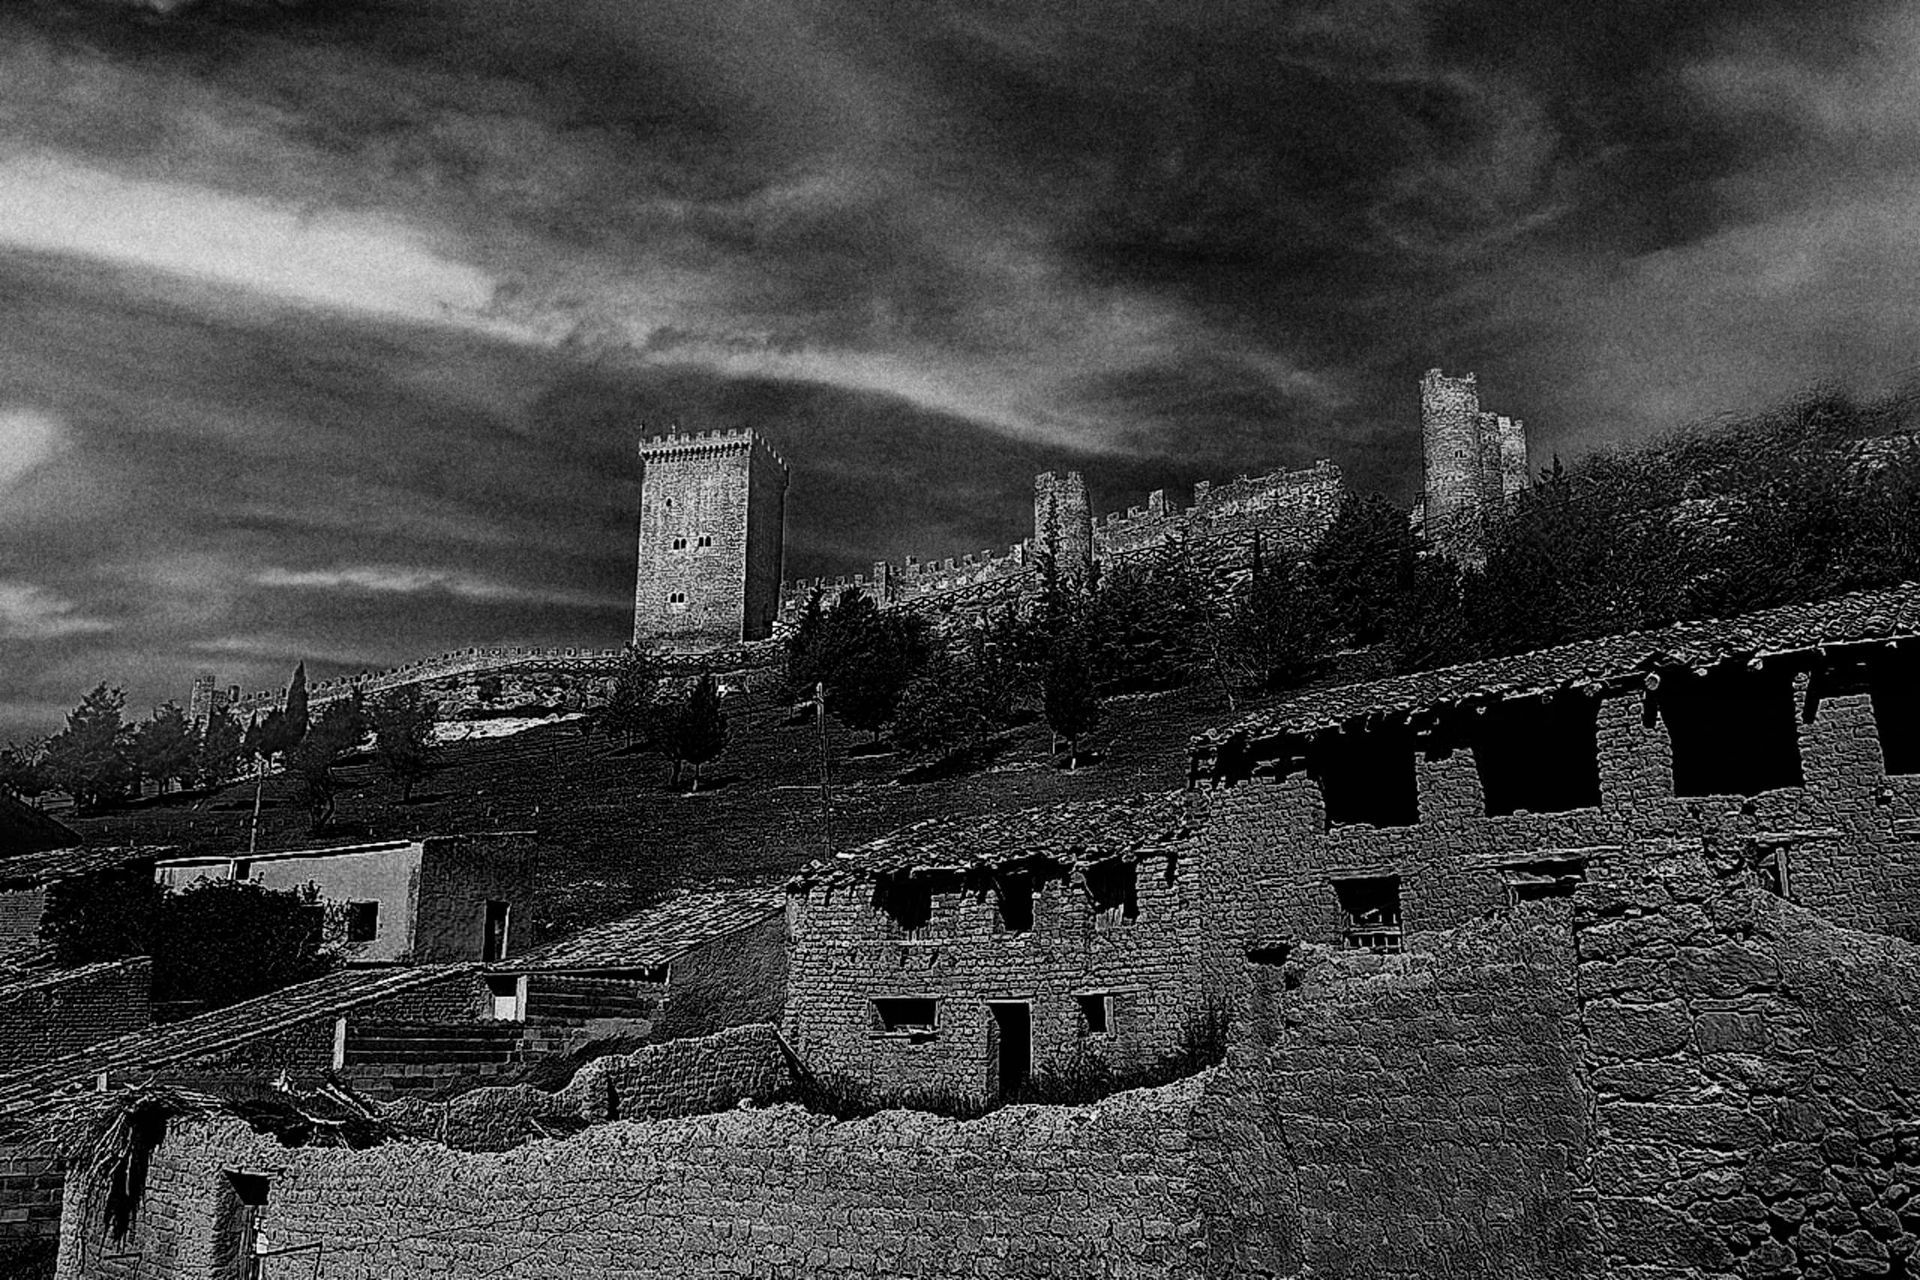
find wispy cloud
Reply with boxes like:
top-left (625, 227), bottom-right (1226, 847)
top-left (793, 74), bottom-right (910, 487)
top-left (0, 407), bottom-right (63, 490)
top-left (0, 583), bottom-right (112, 640)
top-left (253, 565), bottom-right (607, 609)
top-left (0, 152), bottom-right (506, 329)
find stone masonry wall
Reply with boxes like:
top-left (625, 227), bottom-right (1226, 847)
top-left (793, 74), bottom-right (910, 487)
top-left (1577, 839), bottom-right (1920, 1279)
top-left (1230, 913), bottom-right (1600, 1280)
top-left (413, 834), bottom-right (536, 963)
top-left (1198, 677), bottom-right (1920, 972)
top-left (59, 1071), bottom-right (1209, 1280)
top-left (785, 848), bottom-right (1206, 1100)
top-left (0, 959), bottom-right (151, 1073)
top-left (0, 888), bottom-right (47, 959)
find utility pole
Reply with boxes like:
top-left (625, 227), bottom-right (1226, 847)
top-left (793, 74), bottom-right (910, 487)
top-left (248, 756), bottom-right (265, 855)
top-left (814, 681), bottom-right (832, 859)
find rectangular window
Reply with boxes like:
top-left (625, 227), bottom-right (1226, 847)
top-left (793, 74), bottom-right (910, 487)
top-left (486, 975), bottom-right (524, 1021)
top-left (1077, 992), bottom-right (1111, 1035)
top-left (1082, 859), bottom-right (1138, 925)
top-left (994, 872), bottom-right (1034, 934)
top-left (484, 900), bottom-right (511, 963)
top-left (1499, 858), bottom-right (1586, 906)
top-left (1473, 696), bottom-right (1602, 817)
top-left (1660, 664), bottom-right (1804, 797)
top-left (345, 901), bottom-right (379, 943)
top-left (1311, 726), bottom-right (1419, 829)
top-left (1869, 650), bottom-right (1920, 775)
top-left (1333, 876), bottom-right (1402, 952)
top-left (1751, 845), bottom-right (1791, 899)
top-left (230, 860), bottom-right (251, 881)
top-left (873, 996), bottom-right (939, 1033)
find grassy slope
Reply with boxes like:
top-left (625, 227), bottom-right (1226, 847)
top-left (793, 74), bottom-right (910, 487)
top-left (62, 684), bottom-right (1248, 949)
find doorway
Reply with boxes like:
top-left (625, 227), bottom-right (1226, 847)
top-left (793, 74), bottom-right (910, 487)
top-left (988, 1001), bottom-right (1031, 1101)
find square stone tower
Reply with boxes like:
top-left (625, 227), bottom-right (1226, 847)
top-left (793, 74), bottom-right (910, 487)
top-left (633, 428), bottom-right (789, 650)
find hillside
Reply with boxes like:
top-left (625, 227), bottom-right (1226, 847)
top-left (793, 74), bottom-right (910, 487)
top-left (59, 683), bottom-right (1248, 948)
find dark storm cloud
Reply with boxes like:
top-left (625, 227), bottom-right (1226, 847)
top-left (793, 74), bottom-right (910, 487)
top-left (3, 0), bottom-right (1918, 733)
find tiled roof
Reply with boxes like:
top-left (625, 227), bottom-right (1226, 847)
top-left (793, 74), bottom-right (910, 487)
top-left (0, 964), bottom-right (475, 1119)
top-left (1198, 582), bottom-right (1920, 750)
top-left (501, 888), bottom-right (782, 972)
top-left (0, 796), bottom-right (78, 858)
top-left (0, 957), bottom-right (145, 1002)
top-left (0, 844), bottom-right (166, 890)
top-left (794, 791), bottom-right (1195, 886)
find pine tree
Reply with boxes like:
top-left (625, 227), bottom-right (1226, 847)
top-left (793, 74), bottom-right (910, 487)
top-left (369, 686), bottom-right (439, 803)
top-left (131, 702), bottom-right (198, 794)
top-left (1043, 630), bottom-right (1101, 770)
top-left (284, 662), bottom-right (311, 744)
top-left (598, 645), bottom-right (661, 749)
top-left (44, 684), bottom-right (134, 813)
top-left (286, 692), bottom-right (367, 830)
top-left (194, 704), bottom-right (245, 789)
top-left (667, 674), bottom-right (729, 792)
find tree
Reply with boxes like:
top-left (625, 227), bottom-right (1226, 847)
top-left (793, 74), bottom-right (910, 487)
top-left (0, 741), bottom-right (50, 802)
top-left (283, 662), bottom-right (311, 745)
top-left (149, 879), bottom-right (333, 1012)
top-left (40, 868), bottom-right (162, 967)
top-left (1309, 493), bottom-right (1420, 648)
top-left (893, 650), bottom-right (1008, 762)
top-left (131, 702), bottom-right (198, 794)
top-left (194, 704), bottom-right (245, 788)
top-left (598, 645), bottom-right (661, 749)
top-left (1042, 630), bottom-right (1101, 770)
top-left (369, 686), bottom-right (439, 803)
top-left (44, 684), bottom-right (134, 813)
top-left (797, 588), bottom-right (933, 743)
top-left (285, 693), bottom-right (368, 830)
top-left (665, 674), bottom-right (729, 791)
top-left (1226, 562), bottom-right (1332, 693)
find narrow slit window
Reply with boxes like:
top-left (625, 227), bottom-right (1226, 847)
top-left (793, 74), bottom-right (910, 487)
top-left (1082, 859), bottom-right (1138, 925)
top-left (671, 537), bottom-right (688, 550)
top-left (1077, 993), bottom-right (1111, 1035)
top-left (1310, 726), bottom-right (1419, 829)
top-left (697, 534), bottom-right (713, 547)
top-left (1473, 696), bottom-right (1602, 817)
top-left (873, 997), bottom-right (938, 1033)
top-left (1660, 665), bottom-right (1804, 797)
top-left (1333, 876), bottom-right (1402, 952)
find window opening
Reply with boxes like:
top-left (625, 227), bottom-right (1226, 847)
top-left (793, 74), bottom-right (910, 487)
top-left (989, 1001), bottom-right (1032, 1099)
top-left (344, 901), bottom-right (379, 944)
top-left (993, 871), bottom-right (1035, 933)
top-left (1246, 943), bottom-right (1292, 966)
top-left (873, 997), bottom-right (938, 1034)
top-left (671, 537), bottom-right (687, 550)
top-left (1473, 696), bottom-right (1601, 816)
top-left (483, 900), bottom-right (511, 963)
top-left (874, 874), bottom-right (934, 939)
top-left (1660, 664), bottom-right (1803, 797)
top-left (486, 975), bottom-right (524, 1021)
top-left (1869, 649), bottom-right (1920, 776)
top-left (697, 534), bottom-right (713, 547)
top-left (1750, 845), bottom-right (1791, 899)
top-left (1082, 859), bottom-right (1138, 925)
top-left (1333, 876), bottom-right (1402, 952)
top-left (1310, 726), bottom-right (1419, 829)
top-left (231, 860), bottom-right (251, 882)
top-left (1077, 993), bottom-right (1111, 1035)
top-left (1499, 858), bottom-right (1586, 906)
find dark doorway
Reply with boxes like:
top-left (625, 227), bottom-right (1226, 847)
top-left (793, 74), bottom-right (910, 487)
top-left (483, 900), bottom-right (511, 963)
top-left (216, 1171), bottom-right (270, 1280)
top-left (989, 1001), bottom-right (1031, 1100)
top-left (1660, 664), bottom-right (1803, 797)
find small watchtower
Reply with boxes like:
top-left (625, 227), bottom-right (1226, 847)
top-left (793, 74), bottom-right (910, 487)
top-left (633, 428), bottom-right (789, 651)
top-left (1418, 369), bottom-right (1528, 565)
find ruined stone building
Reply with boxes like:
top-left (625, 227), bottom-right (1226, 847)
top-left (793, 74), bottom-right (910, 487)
top-left (784, 794), bottom-right (1199, 1102)
top-left (1413, 366), bottom-right (1530, 565)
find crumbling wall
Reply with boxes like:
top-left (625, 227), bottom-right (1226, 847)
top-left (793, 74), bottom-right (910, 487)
top-left (1225, 913), bottom-right (1600, 1280)
top-left (0, 959), bottom-right (150, 1072)
top-left (647, 912), bottom-right (788, 1043)
top-left (59, 1072), bottom-right (1210, 1280)
top-left (785, 849), bottom-right (1206, 1100)
top-left (1578, 839), bottom-right (1920, 1278)
top-left (1200, 678), bottom-right (1920, 960)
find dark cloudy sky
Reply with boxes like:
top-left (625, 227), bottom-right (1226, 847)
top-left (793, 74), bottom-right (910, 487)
top-left (3, 0), bottom-right (1918, 737)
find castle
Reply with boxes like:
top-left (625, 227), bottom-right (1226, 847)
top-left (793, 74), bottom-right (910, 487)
top-left (200, 368), bottom-right (1527, 716)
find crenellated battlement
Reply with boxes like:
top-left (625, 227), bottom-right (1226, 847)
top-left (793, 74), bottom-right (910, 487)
top-left (638, 426), bottom-right (789, 473)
